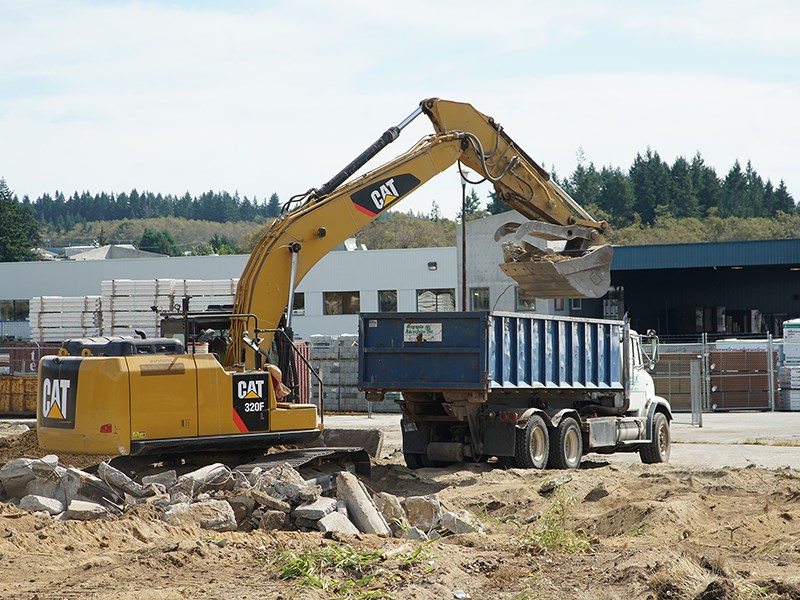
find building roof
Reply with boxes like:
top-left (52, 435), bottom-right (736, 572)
top-left (68, 245), bottom-right (167, 260)
top-left (612, 238), bottom-right (800, 271)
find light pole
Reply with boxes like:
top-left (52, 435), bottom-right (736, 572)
top-left (459, 168), bottom-right (471, 311)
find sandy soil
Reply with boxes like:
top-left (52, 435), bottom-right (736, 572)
top-left (1, 426), bottom-right (800, 599)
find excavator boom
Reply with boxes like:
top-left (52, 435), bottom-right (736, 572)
top-left (228, 99), bottom-right (612, 368)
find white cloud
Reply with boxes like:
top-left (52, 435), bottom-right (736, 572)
top-left (0, 1), bottom-right (797, 219)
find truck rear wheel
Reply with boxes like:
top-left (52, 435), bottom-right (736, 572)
top-left (640, 412), bottom-right (671, 464)
top-left (404, 453), bottom-right (428, 469)
top-left (515, 415), bottom-right (549, 469)
top-left (547, 417), bottom-right (582, 469)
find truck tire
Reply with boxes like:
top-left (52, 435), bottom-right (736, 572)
top-left (514, 415), bottom-right (550, 469)
top-left (640, 412), bottom-right (671, 464)
top-left (547, 417), bottom-right (583, 470)
top-left (404, 453), bottom-right (427, 469)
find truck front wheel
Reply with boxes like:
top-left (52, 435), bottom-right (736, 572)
top-left (640, 412), bottom-right (671, 464)
top-left (515, 415), bottom-right (550, 469)
top-left (547, 417), bottom-right (583, 469)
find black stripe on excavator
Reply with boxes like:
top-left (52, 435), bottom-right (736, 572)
top-left (350, 173), bottom-right (421, 217)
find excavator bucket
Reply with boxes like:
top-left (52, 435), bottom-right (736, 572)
top-left (499, 244), bottom-right (613, 299)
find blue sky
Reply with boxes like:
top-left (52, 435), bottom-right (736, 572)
top-left (1, 0), bottom-right (798, 219)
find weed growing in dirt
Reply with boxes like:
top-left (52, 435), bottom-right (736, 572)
top-left (648, 553), bottom-right (769, 599)
top-left (516, 492), bottom-right (592, 555)
top-left (262, 542), bottom-right (436, 599)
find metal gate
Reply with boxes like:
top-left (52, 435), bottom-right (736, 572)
top-left (652, 335), bottom-right (779, 412)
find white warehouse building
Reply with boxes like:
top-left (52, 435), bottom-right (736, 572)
top-left (0, 245), bottom-right (456, 341)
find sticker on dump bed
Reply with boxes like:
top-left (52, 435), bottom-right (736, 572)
top-left (404, 322), bottom-right (442, 342)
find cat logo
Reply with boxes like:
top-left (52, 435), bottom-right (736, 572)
top-left (350, 173), bottom-right (421, 217)
top-left (42, 378), bottom-right (71, 421)
top-left (232, 374), bottom-right (269, 433)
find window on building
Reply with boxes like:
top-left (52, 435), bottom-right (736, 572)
top-left (570, 298), bottom-right (582, 311)
top-left (416, 289), bottom-right (456, 312)
top-left (470, 287), bottom-right (490, 311)
top-left (554, 298), bottom-right (565, 312)
top-left (515, 288), bottom-right (536, 311)
top-left (378, 290), bottom-right (398, 312)
top-left (291, 292), bottom-right (305, 316)
top-left (0, 300), bottom-right (29, 321)
top-left (323, 291), bottom-right (360, 315)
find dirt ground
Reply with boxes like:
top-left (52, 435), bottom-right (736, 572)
top-left (1, 424), bottom-right (800, 599)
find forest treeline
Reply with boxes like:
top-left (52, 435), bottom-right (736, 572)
top-left (0, 149), bottom-right (797, 262)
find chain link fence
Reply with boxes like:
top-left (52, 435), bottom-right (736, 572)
top-left (652, 334), bottom-right (783, 419)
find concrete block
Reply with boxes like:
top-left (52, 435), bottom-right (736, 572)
top-left (227, 493), bottom-right (256, 525)
top-left (373, 492), bottom-right (408, 535)
top-left (259, 510), bottom-right (288, 531)
top-left (0, 458), bottom-right (35, 499)
top-left (336, 472), bottom-right (390, 536)
top-left (441, 510), bottom-right (484, 535)
top-left (404, 526), bottom-right (429, 541)
top-left (142, 470), bottom-right (177, 488)
top-left (20, 494), bottom-right (64, 516)
top-left (256, 464), bottom-right (320, 504)
top-left (250, 489), bottom-right (291, 513)
top-left (171, 463), bottom-right (232, 497)
top-left (317, 511), bottom-right (360, 535)
top-left (66, 500), bottom-right (110, 521)
top-left (97, 462), bottom-right (145, 498)
top-left (163, 500), bottom-right (237, 532)
top-left (293, 497), bottom-right (337, 521)
top-left (403, 495), bottom-right (441, 531)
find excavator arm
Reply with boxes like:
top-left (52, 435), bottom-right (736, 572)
top-left (227, 99), bottom-right (612, 369)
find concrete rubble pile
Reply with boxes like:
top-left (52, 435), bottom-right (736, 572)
top-left (0, 457), bottom-right (484, 539)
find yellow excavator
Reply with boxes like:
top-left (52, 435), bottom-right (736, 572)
top-left (37, 98), bottom-right (611, 462)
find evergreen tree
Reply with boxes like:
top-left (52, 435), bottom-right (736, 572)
top-left (629, 149), bottom-right (672, 224)
top-left (669, 157), bottom-right (701, 218)
top-left (689, 153), bottom-right (720, 216)
top-left (458, 188), bottom-right (481, 219)
top-left (596, 167), bottom-right (635, 227)
top-left (719, 161), bottom-right (747, 217)
top-left (0, 178), bottom-right (42, 261)
top-left (265, 193), bottom-right (281, 218)
top-left (138, 227), bottom-right (181, 256)
top-left (486, 190), bottom-right (511, 215)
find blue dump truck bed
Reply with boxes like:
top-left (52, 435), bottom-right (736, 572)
top-left (358, 311), bottom-right (624, 393)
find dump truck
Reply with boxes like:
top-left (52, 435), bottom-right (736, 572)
top-left (359, 311), bottom-right (672, 469)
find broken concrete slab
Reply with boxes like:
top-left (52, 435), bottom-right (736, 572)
top-left (336, 472), bottom-right (390, 536)
top-left (20, 494), bottom-right (64, 516)
top-left (293, 497), bottom-right (337, 521)
top-left (250, 489), bottom-right (291, 513)
top-left (403, 495), bottom-right (441, 531)
top-left (255, 463), bottom-right (321, 504)
top-left (226, 493), bottom-right (255, 525)
top-left (404, 526), bottom-right (429, 541)
top-left (441, 510), bottom-right (484, 535)
top-left (142, 470), bottom-right (177, 489)
top-left (259, 510), bottom-right (287, 531)
top-left (170, 464), bottom-right (232, 498)
top-left (97, 462), bottom-right (145, 498)
top-left (0, 458), bottom-right (36, 499)
top-left (373, 492), bottom-right (408, 536)
top-left (163, 500), bottom-right (237, 532)
top-left (317, 511), bottom-right (360, 535)
top-left (66, 499), bottom-right (110, 521)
